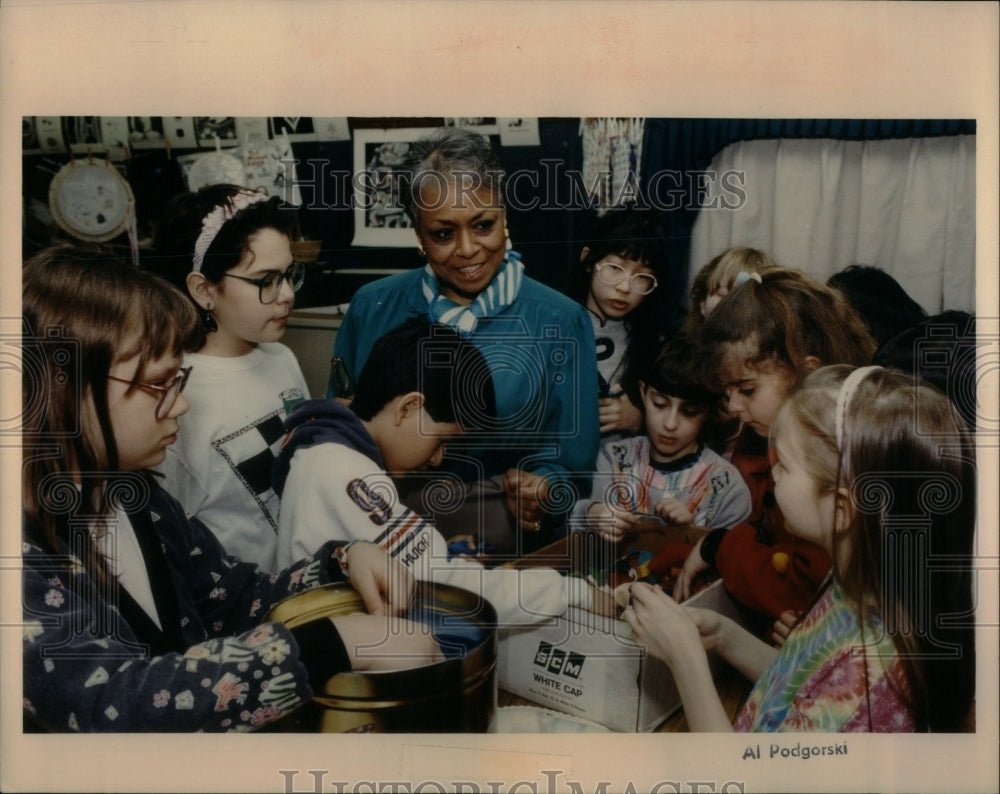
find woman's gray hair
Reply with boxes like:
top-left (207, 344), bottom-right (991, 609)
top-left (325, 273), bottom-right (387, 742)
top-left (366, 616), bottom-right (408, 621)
top-left (399, 127), bottom-right (506, 223)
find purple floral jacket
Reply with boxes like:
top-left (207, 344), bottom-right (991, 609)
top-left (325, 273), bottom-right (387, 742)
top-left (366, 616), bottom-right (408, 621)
top-left (23, 477), bottom-right (348, 732)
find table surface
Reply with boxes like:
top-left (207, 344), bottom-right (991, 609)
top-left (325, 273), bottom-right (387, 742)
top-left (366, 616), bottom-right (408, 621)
top-left (497, 531), bottom-right (755, 732)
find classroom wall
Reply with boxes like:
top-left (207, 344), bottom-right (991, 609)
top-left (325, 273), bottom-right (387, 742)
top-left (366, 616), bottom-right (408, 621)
top-left (23, 116), bottom-right (975, 326)
top-left (22, 118), bottom-right (595, 308)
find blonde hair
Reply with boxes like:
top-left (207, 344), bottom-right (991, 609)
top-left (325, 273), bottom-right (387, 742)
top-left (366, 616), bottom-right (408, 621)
top-left (772, 365), bottom-right (976, 731)
top-left (704, 247), bottom-right (778, 297)
top-left (684, 246), bottom-right (778, 332)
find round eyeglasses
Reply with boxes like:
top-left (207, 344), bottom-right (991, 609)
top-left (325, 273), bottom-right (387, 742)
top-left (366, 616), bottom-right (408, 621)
top-left (107, 366), bottom-right (192, 420)
top-left (222, 260), bottom-right (306, 304)
top-left (594, 261), bottom-right (658, 295)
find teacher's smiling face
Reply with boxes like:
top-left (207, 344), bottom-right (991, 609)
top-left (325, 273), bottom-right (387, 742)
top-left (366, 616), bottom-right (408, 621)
top-left (415, 178), bottom-right (507, 305)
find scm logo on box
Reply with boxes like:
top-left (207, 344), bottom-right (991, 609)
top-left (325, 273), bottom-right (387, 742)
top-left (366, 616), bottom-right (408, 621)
top-left (533, 642), bottom-right (585, 679)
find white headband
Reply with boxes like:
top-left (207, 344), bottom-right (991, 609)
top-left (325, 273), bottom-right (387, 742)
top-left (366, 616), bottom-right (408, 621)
top-left (835, 365), bottom-right (882, 451)
top-left (191, 190), bottom-right (269, 272)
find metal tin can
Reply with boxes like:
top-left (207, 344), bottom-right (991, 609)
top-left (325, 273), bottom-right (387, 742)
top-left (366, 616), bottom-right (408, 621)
top-left (266, 581), bottom-right (497, 732)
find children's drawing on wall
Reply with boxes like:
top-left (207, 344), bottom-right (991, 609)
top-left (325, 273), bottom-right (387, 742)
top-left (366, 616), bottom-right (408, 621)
top-left (352, 127), bottom-right (437, 246)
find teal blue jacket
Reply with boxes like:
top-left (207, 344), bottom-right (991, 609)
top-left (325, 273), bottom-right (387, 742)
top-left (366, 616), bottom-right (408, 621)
top-left (328, 268), bottom-right (600, 494)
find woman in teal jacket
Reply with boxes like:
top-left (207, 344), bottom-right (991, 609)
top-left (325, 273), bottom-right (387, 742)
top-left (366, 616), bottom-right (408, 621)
top-left (329, 128), bottom-right (599, 551)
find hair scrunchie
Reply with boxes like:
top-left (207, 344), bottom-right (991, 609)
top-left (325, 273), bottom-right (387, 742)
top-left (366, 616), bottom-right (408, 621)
top-left (734, 270), bottom-right (763, 286)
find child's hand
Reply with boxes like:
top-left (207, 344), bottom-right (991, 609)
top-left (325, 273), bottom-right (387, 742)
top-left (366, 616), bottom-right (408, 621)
top-left (503, 469), bottom-right (550, 532)
top-left (621, 582), bottom-right (703, 667)
top-left (653, 496), bottom-right (694, 526)
top-left (673, 537), bottom-right (709, 602)
top-left (683, 606), bottom-right (730, 654)
top-left (586, 501), bottom-right (640, 542)
top-left (598, 387), bottom-right (644, 435)
top-left (587, 583), bottom-right (618, 617)
top-left (770, 610), bottom-right (800, 648)
top-left (343, 541), bottom-right (415, 616)
top-left (329, 613), bottom-right (444, 671)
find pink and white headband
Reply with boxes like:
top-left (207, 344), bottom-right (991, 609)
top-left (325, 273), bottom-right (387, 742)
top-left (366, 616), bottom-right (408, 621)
top-left (834, 365), bottom-right (882, 452)
top-left (191, 190), bottom-right (269, 272)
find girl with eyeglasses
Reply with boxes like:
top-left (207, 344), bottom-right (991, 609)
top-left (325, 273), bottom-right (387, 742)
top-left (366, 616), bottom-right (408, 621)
top-left (150, 184), bottom-right (310, 569)
top-left (21, 245), bottom-right (436, 732)
top-left (570, 208), bottom-right (673, 440)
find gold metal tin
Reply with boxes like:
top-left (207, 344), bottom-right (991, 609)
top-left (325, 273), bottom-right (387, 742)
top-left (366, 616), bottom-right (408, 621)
top-left (266, 581), bottom-right (497, 733)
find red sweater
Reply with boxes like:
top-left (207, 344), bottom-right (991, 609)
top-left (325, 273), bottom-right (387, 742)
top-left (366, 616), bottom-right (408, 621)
top-left (710, 429), bottom-right (832, 621)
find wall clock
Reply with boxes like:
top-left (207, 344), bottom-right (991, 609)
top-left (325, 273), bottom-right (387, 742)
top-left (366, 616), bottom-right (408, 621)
top-left (48, 158), bottom-right (135, 242)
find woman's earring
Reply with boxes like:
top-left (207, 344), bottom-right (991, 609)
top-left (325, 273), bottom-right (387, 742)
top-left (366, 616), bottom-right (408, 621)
top-left (504, 224), bottom-right (512, 252)
top-left (200, 305), bottom-right (217, 333)
top-left (416, 243), bottom-right (427, 259)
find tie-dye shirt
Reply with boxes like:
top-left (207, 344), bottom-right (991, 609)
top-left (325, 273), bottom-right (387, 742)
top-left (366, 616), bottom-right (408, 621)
top-left (734, 580), bottom-right (913, 732)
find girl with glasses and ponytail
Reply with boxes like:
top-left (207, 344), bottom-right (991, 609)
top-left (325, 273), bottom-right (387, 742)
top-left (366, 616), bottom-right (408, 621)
top-left (150, 184), bottom-right (310, 569)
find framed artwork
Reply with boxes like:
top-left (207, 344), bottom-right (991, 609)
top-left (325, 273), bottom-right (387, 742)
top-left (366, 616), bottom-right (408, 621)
top-left (351, 127), bottom-right (436, 247)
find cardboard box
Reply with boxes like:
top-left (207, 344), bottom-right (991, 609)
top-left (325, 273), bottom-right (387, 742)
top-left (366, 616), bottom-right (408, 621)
top-left (496, 527), bottom-right (744, 732)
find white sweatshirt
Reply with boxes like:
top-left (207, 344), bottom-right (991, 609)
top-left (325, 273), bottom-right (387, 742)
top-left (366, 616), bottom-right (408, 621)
top-left (276, 443), bottom-right (591, 626)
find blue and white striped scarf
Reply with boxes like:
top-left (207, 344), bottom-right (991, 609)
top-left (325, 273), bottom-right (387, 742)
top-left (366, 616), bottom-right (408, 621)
top-left (422, 249), bottom-right (524, 336)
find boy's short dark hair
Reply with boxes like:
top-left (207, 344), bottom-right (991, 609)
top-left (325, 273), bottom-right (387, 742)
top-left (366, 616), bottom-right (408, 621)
top-left (350, 319), bottom-right (497, 428)
top-left (644, 335), bottom-right (721, 410)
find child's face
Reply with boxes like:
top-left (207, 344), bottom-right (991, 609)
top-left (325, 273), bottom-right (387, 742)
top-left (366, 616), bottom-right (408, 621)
top-left (107, 350), bottom-right (190, 471)
top-left (721, 354), bottom-right (796, 436)
top-left (208, 228), bottom-right (296, 355)
top-left (640, 384), bottom-right (708, 464)
top-left (585, 254), bottom-right (656, 321)
top-left (771, 419), bottom-right (836, 552)
top-left (381, 407), bottom-right (462, 476)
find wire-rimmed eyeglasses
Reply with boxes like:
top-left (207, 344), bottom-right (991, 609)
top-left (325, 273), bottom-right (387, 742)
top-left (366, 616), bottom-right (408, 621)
top-left (107, 366), bottom-right (193, 419)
